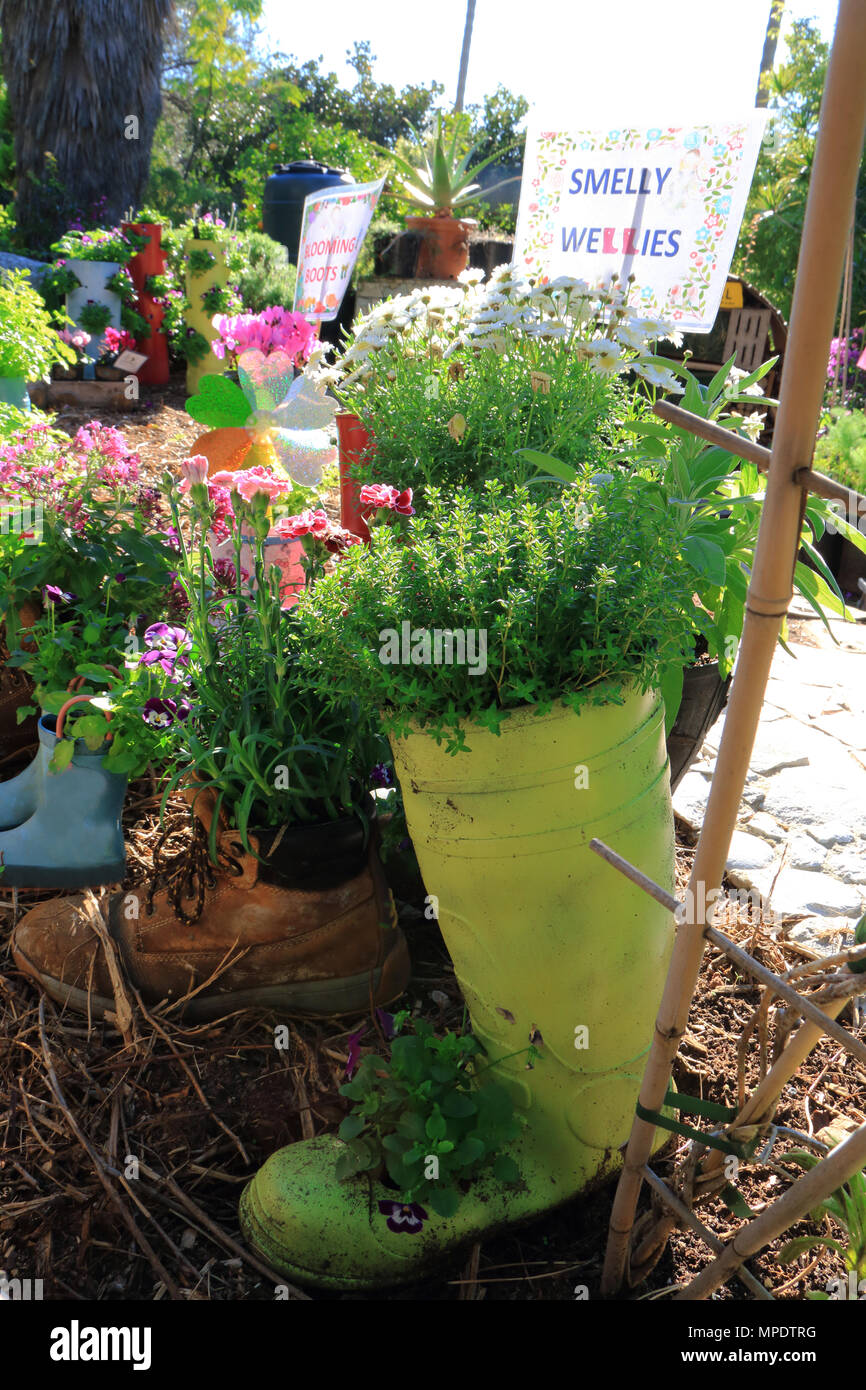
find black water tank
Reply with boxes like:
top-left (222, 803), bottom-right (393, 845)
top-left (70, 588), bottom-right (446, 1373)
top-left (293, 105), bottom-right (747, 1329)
top-left (263, 160), bottom-right (354, 265)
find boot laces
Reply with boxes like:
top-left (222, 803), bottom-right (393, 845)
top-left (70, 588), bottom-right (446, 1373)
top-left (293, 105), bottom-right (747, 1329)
top-left (145, 813), bottom-right (243, 925)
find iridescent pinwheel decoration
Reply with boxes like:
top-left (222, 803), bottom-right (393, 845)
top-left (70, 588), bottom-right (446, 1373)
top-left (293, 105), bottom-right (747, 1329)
top-left (185, 349), bottom-right (337, 486)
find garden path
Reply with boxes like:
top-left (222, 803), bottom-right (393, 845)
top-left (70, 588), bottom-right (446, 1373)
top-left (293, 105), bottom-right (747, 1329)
top-left (674, 602), bottom-right (866, 960)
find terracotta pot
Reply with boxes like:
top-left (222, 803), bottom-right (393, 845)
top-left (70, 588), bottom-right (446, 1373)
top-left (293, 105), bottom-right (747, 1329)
top-left (51, 364), bottom-right (82, 381)
top-left (335, 413), bottom-right (372, 542)
top-left (405, 213), bottom-right (475, 279)
top-left (95, 363), bottom-right (126, 381)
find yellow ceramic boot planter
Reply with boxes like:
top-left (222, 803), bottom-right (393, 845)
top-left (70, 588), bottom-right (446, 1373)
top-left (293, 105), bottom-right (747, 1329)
top-left (184, 239), bottom-right (228, 395)
top-left (240, 684), bottom-right (676, 1290)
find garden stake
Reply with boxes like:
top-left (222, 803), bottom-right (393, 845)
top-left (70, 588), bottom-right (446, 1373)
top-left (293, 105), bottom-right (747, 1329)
top-left (652, 398), bottom-right (866, 512)
top-left (592, 837), bottom-right (866, 1292)
top-left (640, 1165), bottom-right (773, 1300)
top-left (600, 0), bottom-right (866, 1296)
top-left (674, 1120), bottom-right (866, 1300)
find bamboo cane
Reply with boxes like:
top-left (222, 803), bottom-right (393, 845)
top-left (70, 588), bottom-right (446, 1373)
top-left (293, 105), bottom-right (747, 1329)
top-left (601, 0), bottom-right (866, 1296)
top-left (674, 1121), bottom-right (866, 1300)
top-left (652, 399), bottom-right (864, 511)
top-left (590, 837), bottom-right (865, 1163)
top-left (698, 985), bottom-right (858, 1183)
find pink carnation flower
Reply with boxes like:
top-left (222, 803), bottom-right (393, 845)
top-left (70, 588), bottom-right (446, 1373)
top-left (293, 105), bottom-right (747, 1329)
top-left (179, 454), bottom-right (209, 487)
top-left (359, 483), bottom-right (414, 517)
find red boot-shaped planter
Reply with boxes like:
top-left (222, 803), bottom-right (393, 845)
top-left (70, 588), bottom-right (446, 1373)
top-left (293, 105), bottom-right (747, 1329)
top-left (123, 221), bottom-right (170, 386)
top-left (336, 412), bottom-right (373, 543)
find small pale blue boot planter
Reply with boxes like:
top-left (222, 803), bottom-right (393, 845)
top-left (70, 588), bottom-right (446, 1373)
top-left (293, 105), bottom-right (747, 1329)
top-left (0, 731), bottom-right (48, 830)
top-left (0, 716), bottom-right (127, 888)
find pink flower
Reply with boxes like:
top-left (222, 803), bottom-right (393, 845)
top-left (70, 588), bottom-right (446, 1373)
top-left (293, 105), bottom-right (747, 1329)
top-left (179, 454), bottom-right (209, 486)
top-left (211, 309), bottom-right (317, 366)
top-left (58, 327), bottom-right (91, 349)
top-left (208, 470), bottom-right (238, 492)
top-left (233, 466), bottom-right (291, 504)
top-left (275, 508), bottom-right (331, 540)
top-left (102, 327), bottom-right (137, 356)
top-left (359, 483), bottom-right (414, 517)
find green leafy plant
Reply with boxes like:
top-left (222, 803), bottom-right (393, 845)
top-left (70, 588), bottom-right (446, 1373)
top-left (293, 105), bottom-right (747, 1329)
top-left (233, 230), bottom-right (297, 312)
top-left (175, 327), bottom-right (212, 364)
top-left (51, 226), bottom-right (145, 265)
top-left (525, 356), bottom-right (865, 715)
top-left (337, 1012), bottom-right (524, 1216)
top-left (104, 267), bottom-right (136, 302)
top-left (0, 270), bottom-right (75, 380)
top-left (295, 475), bottom-right (696, 752)
top-left (144, 272), bottom-right (172, 298)
top-left (331, 267), bottom-right (679, 497)
top-left (778, 1148), bottom-right (866, 1298)
top-left (199, 284), bottom-right (235, 315)
top-left (813, 408), bottom-right (866, 494)
top-left (187, 247), bottom-right (217, 275)
top-left (120, 305), bottom-right (151, 339)
top-left (385, 111), bottom-right (510, 214)
top-left (76, 300), bottom-right (112, 334)
top-left (39, 262), bottom-right (82, 302)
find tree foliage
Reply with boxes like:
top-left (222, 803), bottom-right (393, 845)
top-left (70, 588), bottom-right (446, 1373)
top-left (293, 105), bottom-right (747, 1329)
top-left (734, 18), bottom-right (866, 326)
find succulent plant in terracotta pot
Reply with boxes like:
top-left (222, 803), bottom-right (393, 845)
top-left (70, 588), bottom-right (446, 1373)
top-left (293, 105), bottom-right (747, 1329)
top-left (386, 113), bottom-right (510, 279)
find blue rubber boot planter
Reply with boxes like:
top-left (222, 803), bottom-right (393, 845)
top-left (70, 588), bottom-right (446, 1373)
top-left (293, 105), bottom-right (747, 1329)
top-left (0, 724), bottom-right (51, 830)
top-left (0, 716), bottom-right (127, 888)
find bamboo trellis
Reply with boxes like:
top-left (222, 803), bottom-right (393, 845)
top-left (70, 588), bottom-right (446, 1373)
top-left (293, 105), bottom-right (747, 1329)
top-left (596, 0), bottom-right (866, 1300)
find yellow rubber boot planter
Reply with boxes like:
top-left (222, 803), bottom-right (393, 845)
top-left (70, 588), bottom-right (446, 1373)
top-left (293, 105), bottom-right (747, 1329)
top-left (240, 685), bottom-right (675, 1289)
top-left (184, 239), bottom-right (228, 395)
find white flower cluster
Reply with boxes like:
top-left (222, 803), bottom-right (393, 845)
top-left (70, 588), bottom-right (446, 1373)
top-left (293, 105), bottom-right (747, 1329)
top-left (328, 264), bottom-right (686, 395)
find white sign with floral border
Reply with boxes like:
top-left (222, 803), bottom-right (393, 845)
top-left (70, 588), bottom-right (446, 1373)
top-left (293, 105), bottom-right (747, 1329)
top-left (515, 118), bottom-right (768, 331)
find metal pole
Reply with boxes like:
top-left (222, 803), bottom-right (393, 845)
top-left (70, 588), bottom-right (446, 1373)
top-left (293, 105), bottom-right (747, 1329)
top-left (455, 0), bottom-right (476, 113)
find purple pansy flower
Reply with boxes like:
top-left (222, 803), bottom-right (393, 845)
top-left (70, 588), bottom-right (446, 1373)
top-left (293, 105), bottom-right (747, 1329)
top-left (345, 1027), bottom-right (366, 1079)
top-left (142, 697), bottom-right (188, 729)
top-left (140, 622), bottom-right (192, 677)
top-left (370, 762), bottom-right (393, 789)
top-left (375, 1007), bottom-right (396, 1040)
top-left (377, 1201), bottom-right (428, 1235)
top-left (43, 585), bottom-right (73, 605)
top-left (143, 622), bottom-right (191, 654)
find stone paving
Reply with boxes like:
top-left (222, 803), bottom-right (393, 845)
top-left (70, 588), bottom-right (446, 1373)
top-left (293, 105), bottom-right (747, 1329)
top-left (673, 601), bottom-right (866, 958)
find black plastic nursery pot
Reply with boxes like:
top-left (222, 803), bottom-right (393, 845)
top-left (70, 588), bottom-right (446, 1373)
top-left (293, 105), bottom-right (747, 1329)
top-left (666, 659), bottom-right (731, 792)
top-left (252, 800), bottom-right (378, 891)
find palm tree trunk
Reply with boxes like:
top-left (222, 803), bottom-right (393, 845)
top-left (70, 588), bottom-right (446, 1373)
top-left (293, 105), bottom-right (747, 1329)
top-left (756, 0), bottom-right (786, 106)
top-left (0, 0), bottom-right (174, 247)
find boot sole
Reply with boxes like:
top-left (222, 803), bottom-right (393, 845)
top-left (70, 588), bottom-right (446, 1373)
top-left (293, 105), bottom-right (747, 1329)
top-left (12, 928), bottom-right (411, 1023)
top-left (0, 862), bottom-right (126, 889)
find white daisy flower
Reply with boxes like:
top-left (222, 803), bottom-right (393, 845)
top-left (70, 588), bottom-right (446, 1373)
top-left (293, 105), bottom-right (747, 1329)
top-left (632, 360), bottom-right (684, 392)
top-left (580, 338), bottom-right (624, 371)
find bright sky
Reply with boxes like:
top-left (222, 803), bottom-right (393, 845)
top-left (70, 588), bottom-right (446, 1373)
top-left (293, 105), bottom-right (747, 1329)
top-left (259, 0), bottom-right (840, 118)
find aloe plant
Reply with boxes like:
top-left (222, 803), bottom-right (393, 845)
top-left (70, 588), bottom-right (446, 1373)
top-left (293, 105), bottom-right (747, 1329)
top-left (386, 112), bottom-right (511, 215)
